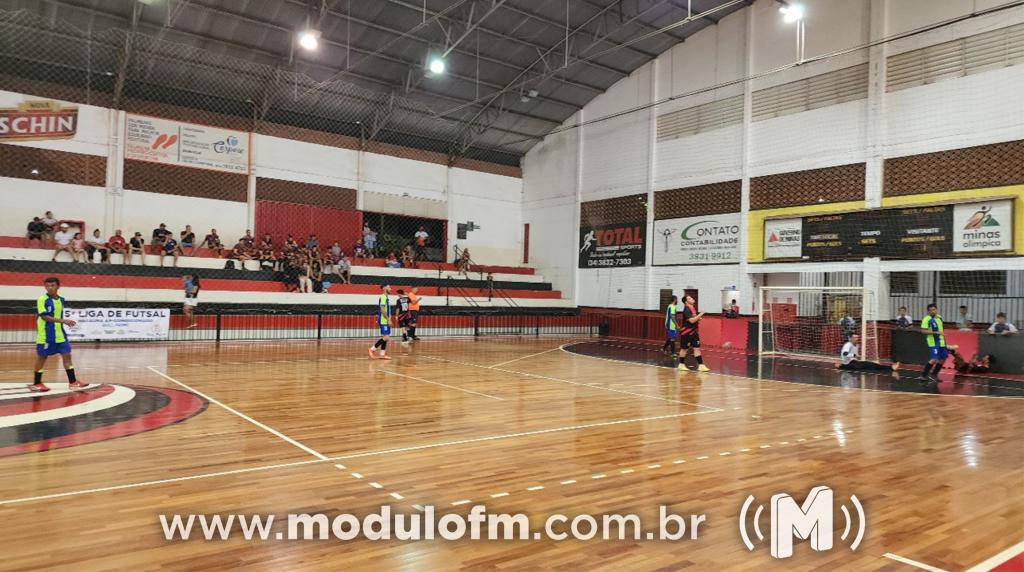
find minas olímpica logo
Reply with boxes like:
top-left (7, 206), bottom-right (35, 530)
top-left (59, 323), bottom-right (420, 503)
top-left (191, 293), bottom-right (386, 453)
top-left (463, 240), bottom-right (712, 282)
top-left (739, 485), bottom-right (865, 559)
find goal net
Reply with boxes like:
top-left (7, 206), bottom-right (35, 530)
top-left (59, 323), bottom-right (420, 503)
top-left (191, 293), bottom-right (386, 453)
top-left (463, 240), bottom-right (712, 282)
top-left (758, 287), bottom-right (877, 362)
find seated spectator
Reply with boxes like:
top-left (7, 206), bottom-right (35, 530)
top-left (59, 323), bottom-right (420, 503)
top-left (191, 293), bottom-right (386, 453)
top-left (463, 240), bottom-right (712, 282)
top-left (41, 211), bottom-right (58, 245)
top-left (70, 232), bottom-right (87, 263)
top-left (180, 225), bottom-right (196, 256)
top-left (231, 241), bottom-right (253, 266)
top-left (280, 252), bottom-right (300, 291)
top-left (353, 239), bottom-right (367, 259)
top-left (161, 236), bottom-right (180, 267)
top-left (401, 244), bottom-right (414, 268)
top-left (329, 241), bottom-right (342, 260)
top-left (951, 349), bottom-right (994, 374)
top-left (987, 312), bottom-right (1018, 335)
top-left (26, 217), bottom-right (46, 246)
top-left (258, 244), bottom-right (276, 270)
top-left (837, 334), bottom-right (899, 373)
top-left (283, 234), bottom-right (299, 254)
top-left (723, 299), bottom-right (739, 318)
top-left (306, 234), bottom-right (319, 251)
top-left (956, 305), bottom-right (973, 330)
top-left (152, 223), bottom-right (171, 253)
top-left (260, 233), bottom-right (274, 251)
top-left (335, 254), bottom-right (351, 284)
top-left (85, 229), bottom-right (110, 263)
top-left (240, 230), bottom-right (255, 248)
top-left (385, 252), bottom-right (402, 268)
top-left (894, 306), bottom-right (914, 329)
top-left (50, 223), bottom-right (76, 262)
top-left (107, 230), bottom-right (128, 263)
top-left (199, 229), bottom-right (224, 258)
top-left (298, 255), bottom-right (313, 293)
top-left (414, 226), bottom-right (429, 260)
top-left (127, 232), bottom-right (146, 265)
top-left (310, 254), bottom-right (325, 292)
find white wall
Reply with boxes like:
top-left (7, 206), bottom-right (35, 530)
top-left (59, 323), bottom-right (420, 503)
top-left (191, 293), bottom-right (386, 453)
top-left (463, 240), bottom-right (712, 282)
top-left (0, 177), bottom-right (106, 237)
top-left (522, 0), bottom-right (1024, 310)
top-left (252, 134), bottom-right (358, 189)
top-left (118, 189), bottom-right (248, 245)
top-left (447, 167), bottom-right (523, 266)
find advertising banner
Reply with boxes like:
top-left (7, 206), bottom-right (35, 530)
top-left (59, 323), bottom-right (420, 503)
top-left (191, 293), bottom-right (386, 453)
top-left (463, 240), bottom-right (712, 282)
top-left (0, 100), bottom-right (77, 141)
top-left (764, 218), bottom-right (803, 259)
top-left (125, 114), bottom-right (249, 173)
top-left (64, 308), bottom-right (170, 341)
top-left (952, 199), bottom-right (1013, 253)
top-left (653, 213), bottom-right (741, 265)
top-left (578, 223), bottom-right (647, 268)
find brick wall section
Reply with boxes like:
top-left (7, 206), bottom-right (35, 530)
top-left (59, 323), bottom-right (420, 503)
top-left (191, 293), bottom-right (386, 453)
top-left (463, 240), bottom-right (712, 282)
top-left (750, 163), bottom-right (865, 210)
top-left (255, 177), bottom-right (357, 210)
top-left (655, 180), bottom-right (741, 219)
top-left (884, 139), bottom-right (1024, 197)
top-left (580, 194), bottom-right (648, 227)
top-left (0, 144), bottom-right (105, 186)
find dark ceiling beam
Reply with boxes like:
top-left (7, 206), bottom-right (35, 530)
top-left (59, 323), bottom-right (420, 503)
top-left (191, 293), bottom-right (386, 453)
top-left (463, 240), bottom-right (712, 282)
top-left (44, 0), bottom-right (566, 128)
top-left (38, 0), bottom-right (550, 145)
top-left (297, 0), bottom-right (613, 93)
top-left (575, 0), bottom-right (689, 44)
top-left (386, 0), bottom-right (645, 75)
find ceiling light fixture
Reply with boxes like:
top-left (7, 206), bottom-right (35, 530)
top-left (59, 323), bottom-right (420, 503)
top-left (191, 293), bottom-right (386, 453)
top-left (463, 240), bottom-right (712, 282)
top-left (779, 3), bottom-right (805, 23)
top-left (427, 56), bottom-right (446, 75)
top-left (298, 29), bottom-right (321, 50)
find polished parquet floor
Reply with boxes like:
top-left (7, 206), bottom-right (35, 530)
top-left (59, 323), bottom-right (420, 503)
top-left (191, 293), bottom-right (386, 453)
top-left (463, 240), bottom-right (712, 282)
top-left (0, 336), bottom-right (1021, 571)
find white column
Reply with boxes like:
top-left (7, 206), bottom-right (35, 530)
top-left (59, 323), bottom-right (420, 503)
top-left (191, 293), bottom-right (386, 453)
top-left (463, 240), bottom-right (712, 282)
top-left (862, 256), bottom-right (890, 323)
top-left (445, 165), bottom-right (456, 263)
top-left (571, 110), bottom-right (585, 306)
top-left (739, 4), bottom-right (760, 315)
top-left (864, 0), bottom-right (888, 209)
top-left (644, 62), bottom-right (659, 310)
top-left (246, 135), bottom-right (257, 232)
top-left (105, 109), bottom-right (127, 235)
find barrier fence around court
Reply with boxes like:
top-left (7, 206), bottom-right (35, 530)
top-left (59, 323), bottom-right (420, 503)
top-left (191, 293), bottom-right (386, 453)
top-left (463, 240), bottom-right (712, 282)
top-left (0, 310), bottom-right (598, 344)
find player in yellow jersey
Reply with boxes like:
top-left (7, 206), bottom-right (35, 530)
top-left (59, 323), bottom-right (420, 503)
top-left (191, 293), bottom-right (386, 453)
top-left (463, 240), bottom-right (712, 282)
top-left (31, 277), bottom-right (88, 392)
top-left (369, 284), bottom-right (394, 360)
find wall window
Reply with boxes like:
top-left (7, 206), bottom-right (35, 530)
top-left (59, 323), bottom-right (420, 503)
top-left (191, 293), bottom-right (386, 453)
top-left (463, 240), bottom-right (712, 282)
top-left (938, 271), bottom-right (1006, 296)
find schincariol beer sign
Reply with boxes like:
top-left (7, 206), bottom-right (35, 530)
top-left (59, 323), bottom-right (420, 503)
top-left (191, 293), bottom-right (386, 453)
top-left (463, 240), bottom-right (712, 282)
top-left (0, 100), bottom-right (78, 141)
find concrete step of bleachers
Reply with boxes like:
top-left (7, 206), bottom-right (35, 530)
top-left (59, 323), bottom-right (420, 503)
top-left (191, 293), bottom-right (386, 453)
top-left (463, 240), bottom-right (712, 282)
top-left (0, 247), bottom-right (546, 284)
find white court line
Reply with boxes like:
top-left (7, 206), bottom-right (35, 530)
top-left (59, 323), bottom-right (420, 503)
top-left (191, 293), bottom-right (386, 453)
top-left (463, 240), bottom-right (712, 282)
top-left (377, 369), bottom-right (504, 401)
top-left (883, 553), bottom-right (949, 572)
top-left (420, 355), bottom-right (722, 410)
top-left (0, 385), bottom-right (135, 428)
top-left (147, 366), bottom-right (329, 461)
top-left (326, 410), bottom-right (719, 463)
top-left (965, 539), bottom-right (1024, 572)
top-left (489, 346), bottom-right (564, 368)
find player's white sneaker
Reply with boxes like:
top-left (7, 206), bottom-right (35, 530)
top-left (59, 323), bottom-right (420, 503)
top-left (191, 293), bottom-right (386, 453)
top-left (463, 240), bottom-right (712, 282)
top-left (697, 364), bottom-right (710, 372)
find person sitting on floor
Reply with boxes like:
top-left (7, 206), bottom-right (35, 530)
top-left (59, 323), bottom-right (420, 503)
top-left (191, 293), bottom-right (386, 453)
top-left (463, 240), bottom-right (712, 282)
top-left (837, 334), bottom-right (899, 374)
top-left (950, 349), bottom-right (993, 374)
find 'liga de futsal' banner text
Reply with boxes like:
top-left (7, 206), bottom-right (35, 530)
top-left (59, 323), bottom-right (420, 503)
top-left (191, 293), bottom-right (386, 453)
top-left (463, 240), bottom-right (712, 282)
top-left (125, 114), bottom-right (249, 173)
top-left (64, 308), bottom-right (170, 341)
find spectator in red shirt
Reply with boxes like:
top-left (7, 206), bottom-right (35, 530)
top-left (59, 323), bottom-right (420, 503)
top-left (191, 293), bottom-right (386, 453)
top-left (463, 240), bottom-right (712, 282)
top-left (107, 230), bottom-right (128, 263)
top-left (199, 229), bottom-right (223, 258)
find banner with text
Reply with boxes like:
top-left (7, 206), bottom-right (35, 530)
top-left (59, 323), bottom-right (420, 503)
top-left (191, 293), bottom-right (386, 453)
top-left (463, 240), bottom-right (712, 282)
top-left (764, 218), bottom-right (803, 259)
top-left (65, 308), bottom-right (170, 341)
top-left (578, 223), bottom-right (647, 268)
top-left (653, 213), bottom-right (741, 265)
top-left (125, 114), bottom-right (249, 173)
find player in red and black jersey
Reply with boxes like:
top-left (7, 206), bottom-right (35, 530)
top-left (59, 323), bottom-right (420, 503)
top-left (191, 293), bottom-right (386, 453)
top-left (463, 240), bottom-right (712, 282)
top-left (394, 289), bottom-right (413, 345)
top-left (678, 295), bottom-right (710, 372)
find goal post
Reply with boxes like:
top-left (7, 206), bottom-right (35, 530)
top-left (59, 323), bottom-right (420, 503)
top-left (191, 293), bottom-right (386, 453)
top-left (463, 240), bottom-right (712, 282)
top-left (758, 286), bottom-right (876, 361)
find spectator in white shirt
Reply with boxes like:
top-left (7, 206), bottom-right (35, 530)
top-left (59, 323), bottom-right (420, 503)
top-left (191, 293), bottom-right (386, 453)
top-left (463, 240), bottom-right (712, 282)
top-left (41, 211), bottom-right (58, 244)
top-left (85, 229), bottom-right (110, 263)
top-left (956, 305), bottom-right (974, 330)
top-left (837, 334), bottom-right (899, 373)
top-left (894, 307), bottom-right (914, 329)
top-left (335, 254), bottom-right (351, 284)
top-left (987, 313), bottom-right (1018, 335)
top-left (413, 226), bottom-right (429, 260)
top-left (50, 223), bottom-right (76, 262)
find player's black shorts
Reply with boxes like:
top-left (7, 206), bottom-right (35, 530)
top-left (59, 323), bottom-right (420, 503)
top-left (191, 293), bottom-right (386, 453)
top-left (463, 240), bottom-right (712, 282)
top-left (399, 317), bottom-right (412, 328)
top-left (410, 310), bottom-right (418, 324)
top-left (679, 333), bottom-right (700, 349)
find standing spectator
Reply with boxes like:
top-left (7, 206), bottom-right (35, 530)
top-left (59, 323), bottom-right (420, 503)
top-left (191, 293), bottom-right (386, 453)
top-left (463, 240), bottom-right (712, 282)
top-left (838, 312), bottom-right (857, 342)
top-left (486, 271), bottom-right (494, 301)
top-left (895, 306), bottom-right (914, 329)
top-left (107, 229), bottom-right (128, 263)
top-left (401, 245), bottom-right (414, 268)
top-left (456, 247), bottom-right (471, 277)
top-left (180, 225), bottom-right (196, 256)
top-left (987, 312), bottom-right (1018, 335)
top-left (127, 232), bottom-right (146, 265)
top-left (85, 229), bottom-right (109, 263)
top-left (363, 225), bottom-right (378, 257)
top-left (199, 228), bottom-right (223, 258)
top-left (151, 223), bottom-right (171, 254)
top-left (298, 255), bottom-right (313, 293)
top-left (161, 235), bottom-right (180, 267)
top-left (70, 232), bottom-right (87, 263)
top-left (26, 217), bottom-right (46, 246)
top-left (41, 211), bottom-right (58, 245)
top-left (335, 253), bottom-right (352, 284)
top-left (182, 274), bottom-right (199, 329)
top-left (328, 241), bottom-right (342, 272)
top-left (50, 223), bottom-right (75, 262)
top-left (306, 234), bottom-right (319, 251)
top-left (310, 253), bottom-right (325, 292)
top-left (956, 305), bottom-right (973, 330)
top-left (413, 226), bottom-right (429, 261)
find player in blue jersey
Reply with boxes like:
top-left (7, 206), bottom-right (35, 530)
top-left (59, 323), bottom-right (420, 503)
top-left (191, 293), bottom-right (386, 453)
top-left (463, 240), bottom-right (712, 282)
top-left (369, 284), bottom-right (394, 360)
top-left (661, 296), bottom-right (679, 356)
top-left (30, 277), bottom-right (88, 392)
top-left (919, 303), bottom-right (948, 382)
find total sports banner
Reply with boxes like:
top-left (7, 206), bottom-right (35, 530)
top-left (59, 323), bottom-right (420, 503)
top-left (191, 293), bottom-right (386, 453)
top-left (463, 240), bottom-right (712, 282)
top-left (763, 198), bottom-right (1014, 261)
top-left (653, 213), bottom-right (741, 265)
top-left (125, 114), bottom-right (249, 173)
top-left (578, 223), bottom-right (647, 268)
top-left (64, 308), bottom-right (171, 341)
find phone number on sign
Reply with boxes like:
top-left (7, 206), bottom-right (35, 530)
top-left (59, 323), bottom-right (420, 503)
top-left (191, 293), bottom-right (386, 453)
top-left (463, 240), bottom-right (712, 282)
top-left (587, 258), bottom-right (636, 267)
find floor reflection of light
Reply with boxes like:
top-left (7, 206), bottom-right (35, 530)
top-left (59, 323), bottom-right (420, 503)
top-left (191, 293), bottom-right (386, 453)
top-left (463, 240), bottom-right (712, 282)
top-left (832, 419), bottom-right (846, 447)
top-left (961, 432), bottom-right (978, 469)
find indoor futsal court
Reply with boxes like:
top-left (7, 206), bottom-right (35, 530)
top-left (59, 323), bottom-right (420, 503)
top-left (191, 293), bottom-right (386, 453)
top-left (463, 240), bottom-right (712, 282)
top-left (2, 0), bottom-right (1024, 570)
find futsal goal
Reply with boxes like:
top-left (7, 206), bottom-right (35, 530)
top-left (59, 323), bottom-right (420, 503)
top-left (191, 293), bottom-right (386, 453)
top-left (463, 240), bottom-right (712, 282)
top-left (758, 286), bottom-right (877, 361)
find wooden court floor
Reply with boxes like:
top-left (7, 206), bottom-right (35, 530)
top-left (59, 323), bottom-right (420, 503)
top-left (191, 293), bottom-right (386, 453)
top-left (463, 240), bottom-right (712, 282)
top-left (0, 336), bottom-right (1021, 571)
